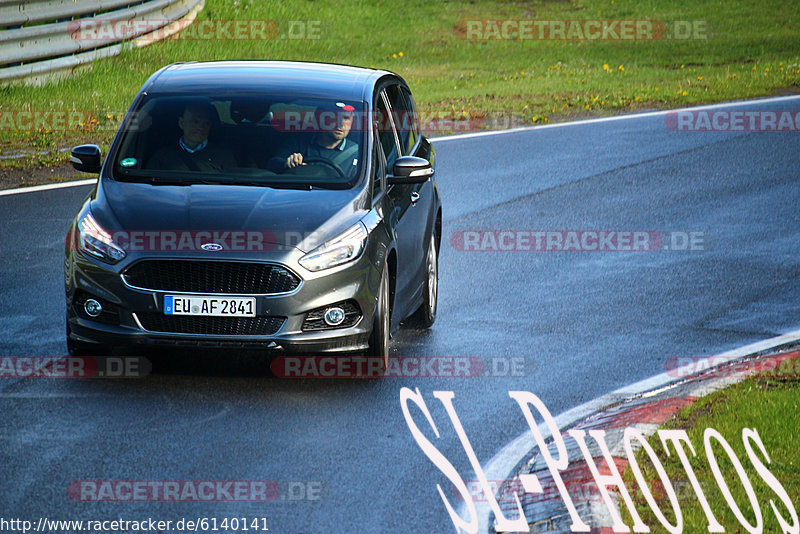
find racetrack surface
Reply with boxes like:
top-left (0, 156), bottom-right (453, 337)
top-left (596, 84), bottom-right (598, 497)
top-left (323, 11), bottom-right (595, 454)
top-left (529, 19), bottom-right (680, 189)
top-left (2, 97), bottom-right (800, 533)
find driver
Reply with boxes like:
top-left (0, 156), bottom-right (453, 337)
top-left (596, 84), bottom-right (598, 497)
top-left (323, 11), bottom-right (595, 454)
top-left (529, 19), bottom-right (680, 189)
top-left (267, 103), bottom-right (359, 178)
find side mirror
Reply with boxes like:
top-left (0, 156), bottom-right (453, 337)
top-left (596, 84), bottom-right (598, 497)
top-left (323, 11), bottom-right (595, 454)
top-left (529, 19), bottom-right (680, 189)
top-left (387, 156), bottom-right (434, 185)
top-left (70, 144), bottom-right (102, 174)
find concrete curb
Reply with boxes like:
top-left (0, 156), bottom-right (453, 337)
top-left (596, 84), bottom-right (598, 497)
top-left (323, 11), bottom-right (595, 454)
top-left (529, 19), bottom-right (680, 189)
top-left (471, 330), bottom-right (800, 534)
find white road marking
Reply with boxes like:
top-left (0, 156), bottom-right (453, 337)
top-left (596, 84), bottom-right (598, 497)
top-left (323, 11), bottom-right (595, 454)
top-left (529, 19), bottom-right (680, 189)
top-left (430, 94), bottom-right (800, 143)
top-left (0, 178), bottom-right (96, 197)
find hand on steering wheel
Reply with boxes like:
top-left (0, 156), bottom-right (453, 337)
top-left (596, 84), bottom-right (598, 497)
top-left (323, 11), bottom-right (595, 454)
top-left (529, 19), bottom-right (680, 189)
top-left (300, 157), bottom-right (346, 178)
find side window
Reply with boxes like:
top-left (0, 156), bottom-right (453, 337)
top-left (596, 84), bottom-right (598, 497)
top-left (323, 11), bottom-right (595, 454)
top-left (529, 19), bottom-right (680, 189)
top-left (401, 87), bottom-right (419, 153)
top-left (374, 90), bottom-right (400, 169)
top-left (385, 85), bottom-right (416, 155)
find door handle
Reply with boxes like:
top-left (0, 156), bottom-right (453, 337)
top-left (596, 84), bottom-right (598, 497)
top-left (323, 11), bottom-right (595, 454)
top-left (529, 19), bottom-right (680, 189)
top-left (410, 192), bottom-right (420, 205)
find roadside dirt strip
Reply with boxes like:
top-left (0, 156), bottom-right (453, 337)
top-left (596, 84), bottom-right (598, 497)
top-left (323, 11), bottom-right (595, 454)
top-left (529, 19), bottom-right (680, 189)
top-left (487, 347), bottom-right (800, 534)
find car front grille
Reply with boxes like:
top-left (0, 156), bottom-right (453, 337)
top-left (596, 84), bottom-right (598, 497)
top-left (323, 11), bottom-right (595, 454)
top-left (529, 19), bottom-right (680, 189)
top-left (135, 313), bottom-right (285, 336)
top-left (123, 260), bottom-right (300, 294)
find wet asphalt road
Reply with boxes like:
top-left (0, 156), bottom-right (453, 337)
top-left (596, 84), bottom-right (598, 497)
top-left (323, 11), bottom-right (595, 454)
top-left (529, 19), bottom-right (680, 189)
top-left (1, 97), bottom-right (800, 533)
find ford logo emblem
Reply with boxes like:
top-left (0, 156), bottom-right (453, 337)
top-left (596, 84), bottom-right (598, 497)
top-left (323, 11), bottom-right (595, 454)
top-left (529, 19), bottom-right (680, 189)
top-left (201, 243), bottom-right (223, 251)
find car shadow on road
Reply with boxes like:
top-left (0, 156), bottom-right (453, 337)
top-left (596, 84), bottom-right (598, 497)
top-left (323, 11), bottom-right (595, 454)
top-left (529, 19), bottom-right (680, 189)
top-left (134, 347), bottom-right (393, 391)
top-left (142, 347), bottom-right (280, 377)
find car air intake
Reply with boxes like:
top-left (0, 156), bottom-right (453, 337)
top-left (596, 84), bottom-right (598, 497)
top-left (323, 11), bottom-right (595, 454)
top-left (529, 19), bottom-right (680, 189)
top-left (136, 313), bottom-right (285, 336)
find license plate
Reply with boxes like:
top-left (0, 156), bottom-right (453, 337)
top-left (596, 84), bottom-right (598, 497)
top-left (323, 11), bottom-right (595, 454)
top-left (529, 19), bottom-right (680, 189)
top-left (164, 295), bottom-right (256, 317)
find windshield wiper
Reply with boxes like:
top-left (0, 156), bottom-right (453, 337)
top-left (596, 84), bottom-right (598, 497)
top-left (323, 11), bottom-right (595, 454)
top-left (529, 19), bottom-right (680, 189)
top-left (220, 180), bottom-right (322, 190)
top-left (125, 174), bottom-right (327, 190)
top-left (147, 176), bottom-right (220, 186)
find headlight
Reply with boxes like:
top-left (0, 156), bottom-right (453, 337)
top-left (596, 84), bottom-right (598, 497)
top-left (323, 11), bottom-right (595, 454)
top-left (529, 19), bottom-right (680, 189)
top-left (299, 222), bottom-right (368, 272)
top-left (78, 212), bottom-right (126, 264)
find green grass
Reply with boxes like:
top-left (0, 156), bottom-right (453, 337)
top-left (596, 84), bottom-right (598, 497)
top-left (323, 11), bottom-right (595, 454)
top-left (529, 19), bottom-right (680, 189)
top-left (1, 0), bottom-right (799, 166)
top-left (622, 356), bottom-right (800, 532)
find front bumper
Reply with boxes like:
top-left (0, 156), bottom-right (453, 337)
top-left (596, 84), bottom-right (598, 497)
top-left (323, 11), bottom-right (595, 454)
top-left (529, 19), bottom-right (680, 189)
top-left (65, 243), bottom-right (383, 354)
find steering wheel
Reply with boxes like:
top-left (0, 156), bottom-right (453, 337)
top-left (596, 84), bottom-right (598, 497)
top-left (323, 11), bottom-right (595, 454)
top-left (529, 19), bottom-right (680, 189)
top-left (301, 157), bottom-right (346, 179)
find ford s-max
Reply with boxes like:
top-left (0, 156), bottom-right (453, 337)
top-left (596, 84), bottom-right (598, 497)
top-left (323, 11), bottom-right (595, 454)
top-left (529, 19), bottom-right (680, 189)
top-left (65, 61), bottom-right (441, 367)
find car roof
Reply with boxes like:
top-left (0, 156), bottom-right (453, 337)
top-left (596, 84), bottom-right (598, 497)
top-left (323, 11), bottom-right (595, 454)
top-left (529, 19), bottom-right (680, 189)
top-left (145, 61), bottom-right (394, 101)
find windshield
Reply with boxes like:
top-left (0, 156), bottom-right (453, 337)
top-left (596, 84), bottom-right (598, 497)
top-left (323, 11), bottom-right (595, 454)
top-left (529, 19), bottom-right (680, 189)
top-left (111, 93), bottom-right (367, 189)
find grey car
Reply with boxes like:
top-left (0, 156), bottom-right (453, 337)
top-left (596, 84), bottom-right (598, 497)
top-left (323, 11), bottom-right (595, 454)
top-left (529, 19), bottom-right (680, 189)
top-left (65, 60), bottom-right (442, 369)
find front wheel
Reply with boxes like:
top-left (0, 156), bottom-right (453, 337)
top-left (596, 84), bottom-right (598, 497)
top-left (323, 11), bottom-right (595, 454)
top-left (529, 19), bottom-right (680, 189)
top-left (410, 232), bottom-right (438, 328)
top-left (365, 259), bottom-right (390, 374)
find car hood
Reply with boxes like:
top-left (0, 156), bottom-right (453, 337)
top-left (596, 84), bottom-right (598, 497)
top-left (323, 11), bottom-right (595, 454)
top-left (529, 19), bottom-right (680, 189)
top-left (93, 178), bottom-right (368, 253)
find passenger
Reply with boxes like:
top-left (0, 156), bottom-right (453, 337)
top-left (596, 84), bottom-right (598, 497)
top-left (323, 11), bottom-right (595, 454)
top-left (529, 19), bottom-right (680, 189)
top-left (148, 103), bottom-right (236, 171)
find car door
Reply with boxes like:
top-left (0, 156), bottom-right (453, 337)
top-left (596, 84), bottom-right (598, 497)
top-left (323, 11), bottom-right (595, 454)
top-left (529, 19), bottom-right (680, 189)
top-left (378, 82), bottom-right (434, 321)
top-left (385, 83), bottom-right (435, 318)
top-left (374, 85), bottom-right (422, 322)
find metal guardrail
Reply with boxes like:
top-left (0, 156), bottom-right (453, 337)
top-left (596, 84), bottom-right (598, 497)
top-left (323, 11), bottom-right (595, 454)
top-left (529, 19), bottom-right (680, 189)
top-left (1, 0), bottom-right (149, 28)
top-left (0, 0), bottom-right (205, 84)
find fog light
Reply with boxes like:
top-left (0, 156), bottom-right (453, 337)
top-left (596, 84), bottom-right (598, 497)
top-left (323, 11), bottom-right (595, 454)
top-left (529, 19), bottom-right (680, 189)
top-left (323, 307), bottom-right (346, 326)
top-left (84, 298), bottom-right (102, 317)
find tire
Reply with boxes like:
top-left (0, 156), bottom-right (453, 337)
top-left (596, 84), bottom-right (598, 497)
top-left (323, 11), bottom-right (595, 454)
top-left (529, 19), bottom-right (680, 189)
top-left (409, 231), bottom-right (438, 328)
top-left (365, 259), bottom-right (390, 375)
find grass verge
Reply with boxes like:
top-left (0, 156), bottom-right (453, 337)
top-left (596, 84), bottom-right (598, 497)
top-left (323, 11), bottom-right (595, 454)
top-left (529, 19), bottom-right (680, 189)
top-left (623, 354), bottom-right (800, 532)
top-left (1, 0), bottom-right (799, 178)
